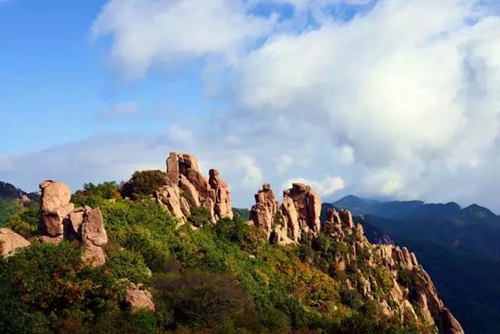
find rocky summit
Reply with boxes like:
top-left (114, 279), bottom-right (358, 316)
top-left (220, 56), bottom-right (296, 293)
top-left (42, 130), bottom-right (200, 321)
top-left (0, 152), bottom-right (464, 334)
top-left (154, 154), bottom-right (463, 334)
top-left (156, 152), bottom-right (233, 224)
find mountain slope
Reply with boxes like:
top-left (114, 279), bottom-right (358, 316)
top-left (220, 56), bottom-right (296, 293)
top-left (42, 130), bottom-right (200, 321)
top-left (0, 154), bottom-right (462, 333)
top-left (333, 195), bottom-right (500, 333)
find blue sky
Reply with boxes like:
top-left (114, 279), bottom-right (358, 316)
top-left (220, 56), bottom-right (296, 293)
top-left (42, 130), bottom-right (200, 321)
top-left (0, 0), bottom-right (209, 153)
top-left (0, 0), bottom-right (373, 153)
top-left (1, 0), bottom-right (500, 211)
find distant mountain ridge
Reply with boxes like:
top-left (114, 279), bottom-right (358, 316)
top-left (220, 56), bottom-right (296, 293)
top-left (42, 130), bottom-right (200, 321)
top-left (333, 195), bottom-right (496, 221)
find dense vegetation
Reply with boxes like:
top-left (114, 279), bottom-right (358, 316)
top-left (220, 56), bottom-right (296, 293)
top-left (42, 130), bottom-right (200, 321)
top-left (0, 180), bottom-right (430, 333)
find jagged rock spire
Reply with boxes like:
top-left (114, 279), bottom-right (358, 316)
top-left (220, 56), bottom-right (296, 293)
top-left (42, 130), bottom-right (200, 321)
top-left (250, 182), bottom-right (322, 244)
top-left (158, 152), bottom-right (233, 224)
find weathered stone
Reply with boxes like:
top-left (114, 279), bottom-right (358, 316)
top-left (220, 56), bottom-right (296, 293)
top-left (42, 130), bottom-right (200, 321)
top-left (39, 181), bottom-right (75, 236)
top-left (179, 175), bottom-right (200, 207)
top-left (209, 169), bottom-right (233, 220)
top-left (339, 209), bottom-right (354, 229)
top-left (40, 180), bottom-right (71, 212)
top-left (38, 235), bottom-right (64, 245)
top-left (79, 208), bottom-right (108, 267)
top-left (250, 184), bottom-right (280, 239)
top-left (166, 152), bottom-right (180, 185)
top-left (82, 208), bottom-right (108, 247)
top-left (125, 284), bottom-right (155, 312)
top-left (307, 188), bottom-right (321, 233)
top-left (68, 208), bottom-right (85, 236)
top-left (155, 186), bottom-right (188, 223)
top-left (0, 228), bottom-right (30, 257)
top-left (440, 308), bottom-right (464, 334)
top-left (281, 195), bottom-right (300, 243)
top-left (82, 243), bottom-right (106, 267)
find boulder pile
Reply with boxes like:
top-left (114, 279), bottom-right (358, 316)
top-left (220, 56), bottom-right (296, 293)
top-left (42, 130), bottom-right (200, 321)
top-left (39, 180), bottom-right (108, 267)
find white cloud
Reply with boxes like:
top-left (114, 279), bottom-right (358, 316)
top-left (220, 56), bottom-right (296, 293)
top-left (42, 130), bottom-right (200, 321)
top-left (5, 0), bottom-right (500, 212)
top-left (277, 154), bottom-right (294, 173)
top-left (92, 0), bottom-right (273, 79)
top-left (283, 176), bottom-right (345, 196)
top-left (89, 0), bottom-right (500, 210)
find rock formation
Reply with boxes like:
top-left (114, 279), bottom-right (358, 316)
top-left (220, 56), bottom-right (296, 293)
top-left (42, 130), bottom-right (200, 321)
top-left (125, 283), bottom-right (156, 312)
top-left (282, 183), bottom-right (321, 235)
top-left (156, 152), bottom-right (233, 224)
top-left (250, 183), bottom-right (322, 245)
top-left (0, 228), bottom-right (31, 257)
top-left (323, 208), bottom-right (463, 334)
top-left (250, 182), bottom-right (464, 334)
top-left (40, 181), bottom-right (75, 237)
top-left (250, 184), bottom-right (280, 239)
top-left (38, 181), bottom-right (108, 266)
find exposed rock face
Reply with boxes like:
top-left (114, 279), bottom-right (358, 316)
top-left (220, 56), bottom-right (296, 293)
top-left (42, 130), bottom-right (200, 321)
top-left (125, 283), bottom-right (155, 312)
top-left (155, 186), bottom-right (190, 224)
top-left (250, 183), bottom-right (321, 244)
top-left (250, 181), bottom-right (463, 334)
top-left (39, 181), bottom-right (75, 236)
top-left (325, 210), bottom-right (464, 334)
top-left (38, 180), bottom-right (108, 267)
top-left (250, 184), bottom-right (279, 239)
top-left (0, 228), bottom-right (31, 257)
top-left (158, 152), bottom-right (233, 225)
top-left (283, 183), bottom-right (321, 236)
top-left (209, 169), bottom-right (233, 221)
top-left (81, 208), bottom-right (108, 267)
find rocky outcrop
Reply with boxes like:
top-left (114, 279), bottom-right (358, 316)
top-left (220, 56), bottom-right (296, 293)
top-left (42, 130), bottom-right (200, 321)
top-left (0, 228), bottom-right (30, 257)
top-left (40, 181), bottom-right (75, 237)
top-left (157, 152), bottom-right (233, 225)
top-left (282, 183), bottom-right (321, 236)
top-left (250, 183), bottom-right (322, 245)
top-left (80, 208), bottom-right (108, 267)
top-left (125, 283), bottom-right (155, 312)
top-left (38, 181), bottom-right (108, 267)
top-left (325, 208), bottom-right (464, 334)
top-left (250, 184), bottom-right (280, 239)
top-left (250, 181), bottom-right (463, 334)
top-left (209, 169), bottom-right (233, 221)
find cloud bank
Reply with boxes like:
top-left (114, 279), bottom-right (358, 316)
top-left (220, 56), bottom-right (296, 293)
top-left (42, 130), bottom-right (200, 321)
top-left (3, 0), bottom-right (500, 211)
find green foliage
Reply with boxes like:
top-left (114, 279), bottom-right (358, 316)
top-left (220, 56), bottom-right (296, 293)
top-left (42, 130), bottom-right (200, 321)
top-left (0, 241), bottom-right (126, 333)
top-left (72, 182), bottom-right (121, 207)
top-left (0, 198), bottom-right (21, 227)
top-left (0, 174), bottom-right (431, 333)
top-left (154, 270), bottom-right (257, 331)
top-left (120, 170), bottom-right (167, 200)
top-left (233, 207), bottom-right (250, 221)
top-left (105, 249), bottom-right (151, 284)
top-left (4, 205), bottom-right (41, 238)
top-left (187, 206), bottom-right (212, 228)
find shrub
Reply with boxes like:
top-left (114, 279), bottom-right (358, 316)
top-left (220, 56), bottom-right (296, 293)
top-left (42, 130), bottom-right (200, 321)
top-left (154, 270), bottom-right (256, 330)
top-left (120, 170), bottom-right (167, 200)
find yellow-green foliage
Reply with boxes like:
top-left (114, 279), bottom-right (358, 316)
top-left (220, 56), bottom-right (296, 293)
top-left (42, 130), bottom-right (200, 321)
top-left (0, 180), bottom-right (430, 333)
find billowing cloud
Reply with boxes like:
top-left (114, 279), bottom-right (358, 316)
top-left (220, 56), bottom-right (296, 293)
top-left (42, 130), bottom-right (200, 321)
top-left (3, 0), bottom-right (500, 211)
top-left (283, 176), bottom-right (345, 196)
top-left (92, 0), bottom-right (272, 79)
